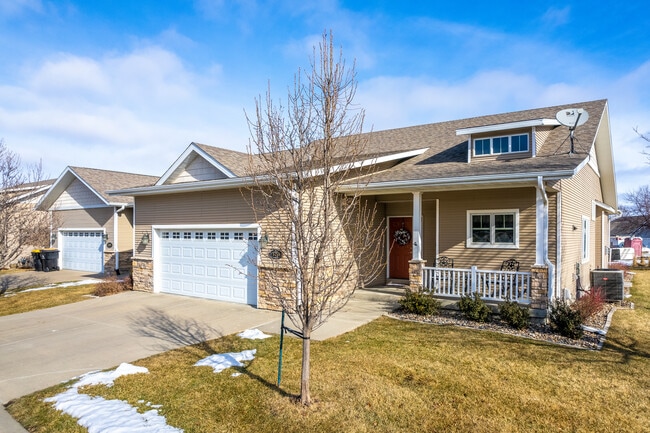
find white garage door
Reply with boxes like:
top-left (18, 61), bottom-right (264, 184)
top-left (157, 229), bottom-right (258, 305)
top-left (60, 230), bottom-right (104, 273)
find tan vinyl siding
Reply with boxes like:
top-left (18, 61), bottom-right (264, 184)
top-left (556, 164), bottom-right (603, 299)
top-left (53, 178), bottom-right (105, 209)
top-left (118, 208), bottom-right (134, 252)
top-left (54, 207), bottom-right (113, 249)
top-left (534, 126), bottom-right (556, 153)
top-left (134, 189), bottom-right (257, 257)
top-left (169, 155), bottom-right (228, 184)
top-left (435, 188), bottom-right (537, 271)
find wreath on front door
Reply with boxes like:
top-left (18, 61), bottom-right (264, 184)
top-left (393, 227), bottom-right (411, 246)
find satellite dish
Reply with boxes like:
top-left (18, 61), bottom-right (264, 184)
top-left (556, 108), bottom-right (589, 129)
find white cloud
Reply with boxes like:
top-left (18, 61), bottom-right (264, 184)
top-left (0, 46), bottom-right (251, 178)
top-left (541, 6), bottom-right (571, 28)
top-left (357, 61), bottom-right (650, 200)
top-left (0, 0), bottom-right (43, 16)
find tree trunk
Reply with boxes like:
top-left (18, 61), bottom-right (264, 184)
top-left (300, 328), bottom-right (311, 405)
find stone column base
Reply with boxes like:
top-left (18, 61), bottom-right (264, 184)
top-left (408, 259), bottom-right (427, 292)
top-left (132, 257), bottom-right (154, 292)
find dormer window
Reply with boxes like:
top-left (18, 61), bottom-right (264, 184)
top-left (473, 133), bottom-right (529, 156)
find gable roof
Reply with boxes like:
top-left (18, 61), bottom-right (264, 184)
top-left (36, 166), bottom-right (158, 211)
top-left (339, 99), bottom-right (616, 206)
top-left (611, 216), bottom-right (650, 237)
top-left (110, 99), bottom-right (617, 211)
top-left (156, 142), bottom-right (252, 185)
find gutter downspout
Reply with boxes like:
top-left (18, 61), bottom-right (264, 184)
top-left (113, 205), bottom-right (127, 275)
top-left (536, 176), bottom-right (556, 303)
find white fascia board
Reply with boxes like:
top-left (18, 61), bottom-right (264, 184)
top-left (593, 200), bottom-right (617, 214)
top-left (155, 143), bottom-right (237, 186)
top-left (109, 176), bottom-right (259, 196)
top-left (153, 223), bottom-right (260, 230)
top-left (456, 119), bottom-right (561, 136)
top-left (338, 167), bottom-right (581, 194)
top-left (306, 148), bottom-right (429, 177)
top-left (36, 167), bottom-right (110, 211)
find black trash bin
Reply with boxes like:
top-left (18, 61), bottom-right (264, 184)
top-left (31, 249), bottom-right (43, 271)
top-left (41, 249), bottom-right (60, 272)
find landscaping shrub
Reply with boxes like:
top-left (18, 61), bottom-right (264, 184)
top-left (399, 289), bottom-right (441, 315)
top-left (457, 292), bottom-right (491, 322)
top-left (499, 300), bottom-right (530, 330)
top-left (549, 300), bottom-right (583, 339)
top-left (574, 287), bottom-right (605, 322)
top-left (93, 276), bottom-right (132, 297)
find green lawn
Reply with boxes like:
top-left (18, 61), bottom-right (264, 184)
top-left (8, 270), bottom-right (650, 433)
top-left (0, 284), bottom-right (97, 317)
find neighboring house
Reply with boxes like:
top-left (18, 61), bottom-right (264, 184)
top-left (112, 99), bottom-right (618, 318)
top-left (36, 167), bottom-right (158, 275)
top-left (0, 178), bottom-right (56, 267)
top-left (610, 215), bottom-right (650, 248)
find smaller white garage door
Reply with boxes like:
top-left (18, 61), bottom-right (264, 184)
top-left (60, 231), bottom-right (104, 273)
top-left (157, 229), bottom-right (258, 305)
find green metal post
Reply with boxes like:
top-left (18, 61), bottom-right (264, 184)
top-left (277, 309), bottom-right (285, 387)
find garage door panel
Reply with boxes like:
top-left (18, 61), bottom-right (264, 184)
top-left (157, 229), bottom-right (258, 305)
top-left (60, 230), bottom-right (104, 273)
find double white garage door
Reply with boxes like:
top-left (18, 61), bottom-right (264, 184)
top-left (156, 228), bottom-right (259, 305)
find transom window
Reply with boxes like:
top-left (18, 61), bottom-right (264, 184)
top-left (474, 133), bottom-right (529, 156)
top-left (467, 210), bottom-right (519, 248)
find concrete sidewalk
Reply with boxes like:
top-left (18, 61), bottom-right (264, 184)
top-left (0, 286), bottom-right (400, 432)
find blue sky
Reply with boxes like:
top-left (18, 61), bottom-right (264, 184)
top-left (1, 1), bottom-right (649, 200)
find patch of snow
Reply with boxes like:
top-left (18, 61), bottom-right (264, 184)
top-left (74, 362), bottom-right (149, 388)
top-left (194, 349), bottom-right (256, 373)
top-left (238, 328), bottom-right (272, 340)
top-left (44, 363), bottom-right (183, 433)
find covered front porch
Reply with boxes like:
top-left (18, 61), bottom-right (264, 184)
top-left (362, 185), bottom-right (556, 316)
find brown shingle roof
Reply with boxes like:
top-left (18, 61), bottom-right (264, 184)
top-left (193, 143), bottom-right (252, 177)
top-left (69, 167), bottom-right (158, 204)
top-left (344, 99), bottom-right (607, 184)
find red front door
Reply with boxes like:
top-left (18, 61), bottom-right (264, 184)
top-left (389, 217), bottom-right (413, 279)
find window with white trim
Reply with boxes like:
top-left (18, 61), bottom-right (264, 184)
top-left (467, 210), bottom-right (519, 248)
top-left (581, 216), bottom-right (590, 262)
top-left (473, 133), bottom-right (529, 156)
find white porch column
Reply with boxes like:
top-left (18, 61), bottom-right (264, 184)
top-left (535, 177), bottom-right (548, 266)
top-left (412, 191), bottom-right (422, 261)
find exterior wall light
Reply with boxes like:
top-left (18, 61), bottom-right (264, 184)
top-left (141, 233), bottom-right (150, 245)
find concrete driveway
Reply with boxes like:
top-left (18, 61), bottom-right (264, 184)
top-left (0, 284), bottom-right (399, 432)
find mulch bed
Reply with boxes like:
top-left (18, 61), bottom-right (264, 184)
top-left (388, 303), bottom-right (621, 350)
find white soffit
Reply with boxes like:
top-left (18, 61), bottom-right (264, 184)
top-left (456, 119), bottom-right (561, 136)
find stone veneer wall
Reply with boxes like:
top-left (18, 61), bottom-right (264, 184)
top-left (103, 252), bottom-right (115, 276)
top-left (408, 259), bottom-right (427, 291)
top-left (257, 266), bottom-right (295, 310)
top-left (119, 250), bottom-right (133, 275)
top-left (529, 265), bottom-right (549, 320)
top-left (132, 257), bottom-right (154, 292)
top-left (103, 251), bottom-right (135, 276)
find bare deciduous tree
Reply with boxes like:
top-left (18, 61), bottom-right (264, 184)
top-left (245, 32), bottom-right (384, 405)
top-left (0, 139), bottom-right (53, 269)
top-left (621, 185), bottom-right (650, 228)
top-left (634, 126), bottom-right (650, 162)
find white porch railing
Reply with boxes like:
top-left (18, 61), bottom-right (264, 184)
top-left (422, 266), bottom-right (531, 304)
